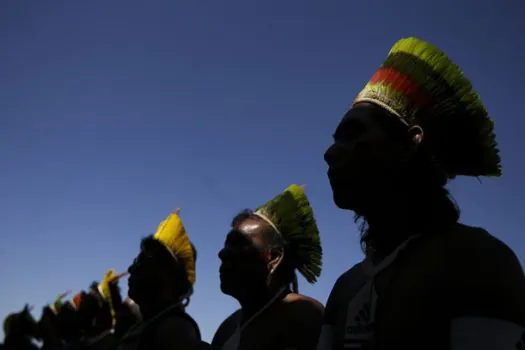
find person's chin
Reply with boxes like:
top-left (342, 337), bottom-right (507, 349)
top-left (329, 181), bottom-right (355, 210)
top-left (219, 282), bottom-right (230, 295)
top-left (219, 277), bottom-right (233, 295)
top-left (127, 288), bottom-right (140, 305)
top-left (332, 191), bottom-right (354, 210)
top-left (220, 275), bottom-right (243, 298)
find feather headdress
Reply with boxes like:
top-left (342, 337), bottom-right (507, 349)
top-left (97, 269), bottom-right (128, 328)
top-left (49, 290), bottom-right (71, 315)
top-left (353, 37), bottom-right (501, 178)
top-left (69, 292), bottom-right (84, 311)
top-left (153, 209), bottom-right (196, 285)
top-left (255, 184), bottom-right (322, 284)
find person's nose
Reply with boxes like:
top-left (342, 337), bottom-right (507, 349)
top-left (218, 247), bottom-right (227, 261)
top-left (128, 258), bottom-right (138, 274)
top-left (324, 143), bottom-right (339, 166)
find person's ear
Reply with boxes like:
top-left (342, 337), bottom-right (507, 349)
top-left (268, 248), bottom-right (284, 274)
top-left (408, 125), bottom-right (424, 145)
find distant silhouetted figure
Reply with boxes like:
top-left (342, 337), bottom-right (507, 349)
top-left (2, 305), bottom-right (39, 350)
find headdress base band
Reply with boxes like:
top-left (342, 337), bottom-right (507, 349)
top-left (253, 211), bottom-right (281, 235)
top-left (353, 97), bottom-right (409, 125)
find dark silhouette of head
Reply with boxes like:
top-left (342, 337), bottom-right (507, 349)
top-left (2, 305), bottom-right (38, 346)
top-left (37, 306), bottom-right (60, 346)
top-left (128, 237), bottom-right (195, 318)
top-left (55, 302), bottom-right (82, 342)
top-left (76, 286), bottom-right (114, 337)
top-left (325, 103), bottom-right (459, 256)
top-left (219, 209), bottom-right (296, 302)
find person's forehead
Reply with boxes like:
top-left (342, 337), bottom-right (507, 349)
top-left (338, 105), bottom-right (381, 128)
top-left (228, 219), bottom-right (268, 244)
top-left (335, 103), bottom-right (403, 138)
top-left (237, 218), bottom-right (265, 235)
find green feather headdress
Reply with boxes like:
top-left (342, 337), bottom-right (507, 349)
top-left (255, 184), bottom-right (322, 284)
top-left (353, 37), bottom-right (501, 178)
top-left (49, 290), bottom-right (71, 315)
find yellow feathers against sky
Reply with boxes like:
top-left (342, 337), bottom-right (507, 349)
top-left (98, 269), bottom-right (119, 301)
top-left (153, 209), bottom-right (196, 285)
top-left (98, 268), bottom-right (119, 327)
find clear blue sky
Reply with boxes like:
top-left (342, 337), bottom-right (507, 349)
top-left (1, 0), bottom-right (524, 342)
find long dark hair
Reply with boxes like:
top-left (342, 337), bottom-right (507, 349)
top-left (356, 132), bottom-right (460, 257)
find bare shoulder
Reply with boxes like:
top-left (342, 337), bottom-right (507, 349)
top-left (282, 293), bottom-right (324, 322)
top-left (277, 293), bottom-right (324, 349)
top-left (211, 309), bottom-right (241, 349)
top-left (284, 292), bottom-right (324, 307)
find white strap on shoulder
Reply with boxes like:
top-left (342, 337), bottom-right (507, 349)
top-left (450, 317), bottom-right (525, 350)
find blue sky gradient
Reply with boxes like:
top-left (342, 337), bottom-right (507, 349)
top-left (1, 0), bottom-right (524, 342)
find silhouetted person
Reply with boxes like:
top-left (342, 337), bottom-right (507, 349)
top-left (212, 185), bottom-right (324, 350)
top-left (38, 306), bottom-right (63, 350)
top-left (38, 291), bottom-right (70, 350)
top-left (320, 36), bottom-right (525, 349)
top-left (77, 278), bottom-right (117, 350)
top-left (119, 210), bottom-right (205, 350)
top-left (2, 305), bottom-right (39, 350)
top-left (56, 299), bottom-right (83, 347)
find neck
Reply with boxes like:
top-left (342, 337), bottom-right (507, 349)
top-left (359, 184), bottom-right (457, 258)
top-left (139, 297), bottom-right (181, 321)
top-left (237, 284), bottom-right (284, 322)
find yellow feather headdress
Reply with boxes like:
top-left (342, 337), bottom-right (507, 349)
top-left (153, 209), bottom-right (196, 286)
top-left (97, 269), bottom-right (128, 328)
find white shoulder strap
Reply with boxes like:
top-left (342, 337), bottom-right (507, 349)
top-left (450, 317), bottom-right (525, 350)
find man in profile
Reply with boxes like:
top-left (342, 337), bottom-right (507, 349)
top-left (212, 184), bottom-right (324, 350)
top-left (321, 37), bottom-right (525, 349)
